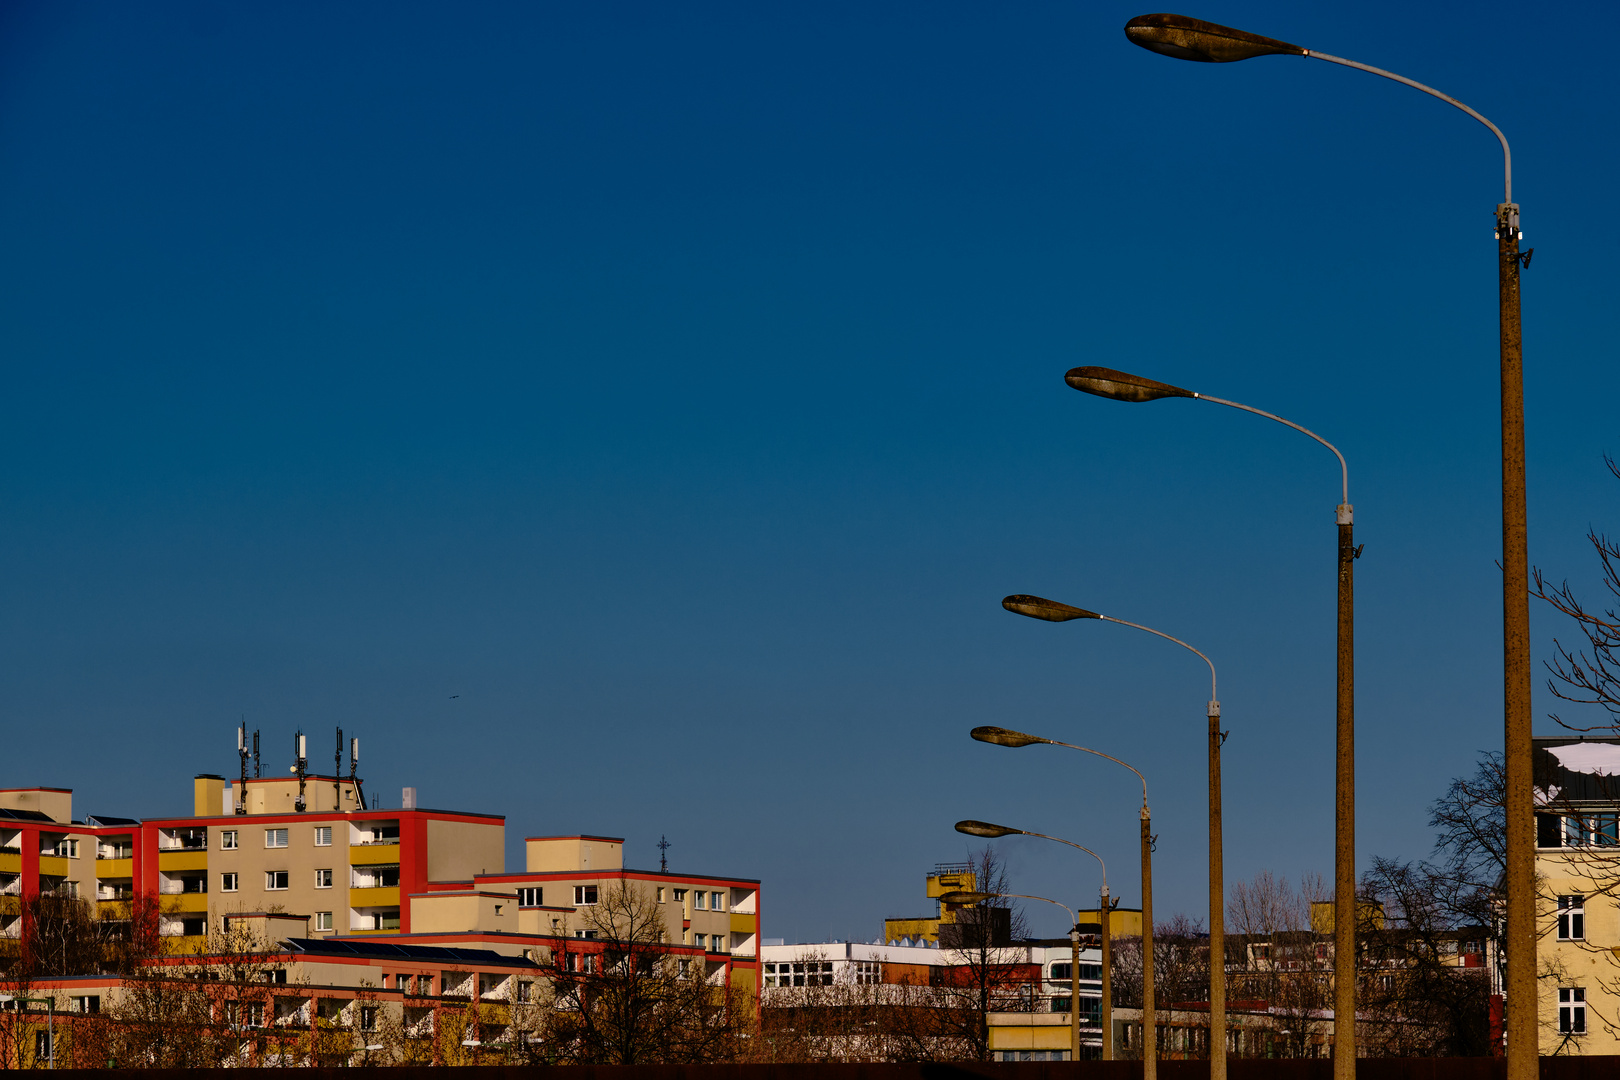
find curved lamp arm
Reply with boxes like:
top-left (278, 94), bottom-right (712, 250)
top-left (1304, 51), bottom-right (1512, 206)
top-left (971, 726), bottom-right (1149, 808)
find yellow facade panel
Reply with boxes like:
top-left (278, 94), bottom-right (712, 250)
top-left (349, 886), bottom-right (400, 908)
top-left (167, 893), bottom-right (209, 913)
top-left (349, 843), bottom-right (401, 866)
top-left (37, 856), bottom-right (69, 877)
top-left (0, 852), bottom-right (19, 874)
top-left (96, 858), bottom-right (133, 879)
top-left (730, 912), bottom-right (756, 934)
top-left (158, 851), bottom-right (209, 872)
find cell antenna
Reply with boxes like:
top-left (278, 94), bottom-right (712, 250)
top-left (350, 737), bottom-right (366, 810)
top-left (236, 722), bottom-right (250, 815)
top-left (658, 834), bottom-right (671, 873)
top-left (294, 730), bottom-right (308, 812)
top-left (253, 729), bottom-right (261, 778)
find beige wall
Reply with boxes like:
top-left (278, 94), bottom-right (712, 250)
top-left (197, 818), bottom-right (357, 936)
top-left (0, 788), bottom-right (72, 823)
top-left (1539, 854), bottom-right (1620, 1055)
top-left (410, 891), bottom-right (522, 935)
top-left (525, 837), bottom-right (622, 873)
top-left (426, 819), bottom-right (504, 881)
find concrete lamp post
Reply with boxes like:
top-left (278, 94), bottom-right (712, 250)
top-left (954, 818), bottom-right (1114, 1059)
top-left (1120, 15), bottom-right (1529, 1077)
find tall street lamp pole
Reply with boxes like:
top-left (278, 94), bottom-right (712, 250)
top-left (1120, 15), bottom-right (1530, 1076)
top-left (956, 820), bottom-right (1114, 1059)
top-left (1064, 366), bottom-right (1353, 1071)
top-left (941, 888), bottom-right (1082, 1062)
top-left (972, 726), bottom-right (1158, 1079)
top-left (1002, 595), bottom-right (1225, 1075)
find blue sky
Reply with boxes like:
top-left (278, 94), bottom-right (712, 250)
top-left (3, 1), bottom-right (1617, 943)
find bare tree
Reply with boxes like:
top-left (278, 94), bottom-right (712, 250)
top-left (1533, 456), bottom-right (1620, 733)
top-left (537, 881), bottom-right (743, 1064)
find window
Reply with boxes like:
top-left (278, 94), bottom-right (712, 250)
top-left (35, 1031), bottom-right (53, 1063)
top-left (314, 826), bottom-right (332, 846)
top-left (360, 1006), bottom-right (378, 1032)
top-left (573, 929), bottom-right (599, 940)
top-left (712, 891), bottom-right (725, 911)
top-left (673, 889), bottom-right (687, 902)
top-left (693, 891), bottom-right (706, 910)
top-left (181, 916), bottom-right (206, 936)
top-left (73, 996), bottom-right (100, 1015)
top-left (1559, 987), bottom-right (1586, 1034)
top-left (518, 887), bottom-right (542, 907)
top-left (855, 961), bottom-right (880, 985)
top-left (315, 869), bottom-right (333, 889)
top-left (773, 961), bottom-right (834, 987)
top-left (315, 912), bottom-right (333, 931)
top-left (694, 933), bottom-right (707, 949)
top-left (517, 980), bottom-right (533, 1003)
top-left (221, 872), bottom-right (239, 892)
top-left (228, 1001), bottom-right (264, 1029)
top-left (657, 887), bottom-right (666, 902)
top-left (1558, 895), bottom-right (1586, 941)
top-left (221, 830), bottom-right (238, 850)
top-left (266, 871), bottom-right (289, 891)
top-left (57, 839), bottom-right (80, 859)
top-left (574, 885), bottom-right (598, 905)
top-left (1566, 815), bottom-right (1593, 847)
top-left (678, 959), bottom-right (690, 976)
top-left (265, 829), bottom-right (288, 848)
top-left (1598, 813), bottom-right (1620, 846)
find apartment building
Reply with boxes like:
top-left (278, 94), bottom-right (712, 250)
top-left (1532, 735), bottom-right (1620, 1056)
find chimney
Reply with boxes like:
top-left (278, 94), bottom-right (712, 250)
top-left (194, 775), bottom-right (225, 817)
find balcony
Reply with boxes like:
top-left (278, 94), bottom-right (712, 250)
top-left (349, 843), bottom-right (400, 866)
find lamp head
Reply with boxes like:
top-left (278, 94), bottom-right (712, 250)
top-left (1002, 595), bottom-right (1100, 622)
top-left (956, 819), bottom-right (1021, 838)
top-left (972, 726), bottom-right (1049, 748)
top-left (1066, 366), bottom-right (1193, 403)
top-left (1124, 14), bottom-right (1305, 63)
top-left (938, 890), bottom-right (995, 905)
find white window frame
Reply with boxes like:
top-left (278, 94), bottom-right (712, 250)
top-left (315, 869), bottom-right (333, 889)
top-left (265, 829), bottom-right (288, 849)
top-left (221, 872), bottom-right (239, 893)
top-left (693, 891), bottom-right (706, 910)
top-left (265, 870), bottom-right (289, 891)
top-left (518, 887), bottom-right (542, 907)
top-left (314, 826), bottom-right (332, 847)
top-left (221, 830), bottom-right (238, 850)
top-left (314, 912), bottom-right (333, 931)
top-left (1559, 987), bottom-right (1586, 1034)
top-left (574, 885), bottom-right (598, 905)
top-left (712, 891), bottom-right (724, 911)
top-left (694, 933), bottom-right (706, 949)
top-left (657, 887), bottom-right (666, 903)
top-left (1558, 895), bottom-right (1586, 941)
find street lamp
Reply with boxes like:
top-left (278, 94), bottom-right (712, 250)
top-left (1001, 595), bottom-right (1226, 1072)
top-left (1121, 14), bottom-right (1530, 1078)
top-left (940, 888), bottom-right (1084, 1063)
top-left (955, 819), bottom-right (1115, 1059)
top-left (1065, 365), bottom-right (1353, 1075)
top-left (973, 725), bottom-right (1157, 1080)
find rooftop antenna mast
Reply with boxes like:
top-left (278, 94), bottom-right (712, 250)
top-left (236, 723), bottom-right (250, 814)
top-left (293, 730), bottom-right (308, 812)
top-left (658, 834), bottom-right (671, 873)
top-left (335, 727), bottom-right (343, 809)
top-left (253, 729), bottom-right (261, 778)
top-left (349, 736), bottom-right (366, 810)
